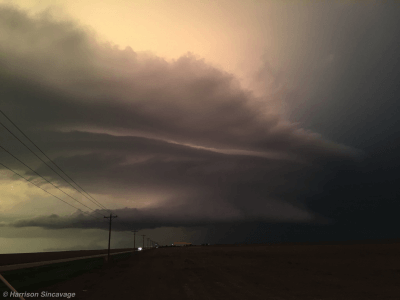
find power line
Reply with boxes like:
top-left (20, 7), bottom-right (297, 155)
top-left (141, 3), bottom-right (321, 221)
top-left (0, 109), bottom-right (112, 214)
top-left (0, 119), bottom-right (112, 214)
top-left (0, 143), bottom-right (106, 218)
top-left (0, 161), bottom-right (106, 223)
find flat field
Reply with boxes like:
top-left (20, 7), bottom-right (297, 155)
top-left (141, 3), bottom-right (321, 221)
top-left (16, 242), bottom-right (400, 300)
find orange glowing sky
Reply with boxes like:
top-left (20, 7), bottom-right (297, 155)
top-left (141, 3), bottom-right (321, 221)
top-left (1, 0), bottom-right (313, 96)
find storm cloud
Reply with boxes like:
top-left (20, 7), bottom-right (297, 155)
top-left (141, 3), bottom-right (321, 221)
top-left (0, 3), bottom-right (382, 236)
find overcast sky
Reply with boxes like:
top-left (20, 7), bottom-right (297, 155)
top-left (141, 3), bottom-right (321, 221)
top-left (0, 0), bottom-right (399, 253)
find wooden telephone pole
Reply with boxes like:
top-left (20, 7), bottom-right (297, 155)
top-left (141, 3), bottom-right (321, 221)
top-left (104, 214), bottom-right (117, 262)
top-left (132, 229), bottom-right (138, 253)
top-left (141, 234), bottom-right (146, 250)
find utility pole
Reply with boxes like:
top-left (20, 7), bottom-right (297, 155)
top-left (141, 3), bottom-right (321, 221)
top-left (147, 238), bottom-right (150, 249)
top-left (132, 230), bottom-right (138, 253)
top-left (104, 214), bottom-right (117, 263)
top-left (141, 234), bottom-right (146, 250)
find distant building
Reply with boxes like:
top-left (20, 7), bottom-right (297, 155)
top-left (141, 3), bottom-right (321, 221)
top-left (173, 242), bottom-right (192, 246)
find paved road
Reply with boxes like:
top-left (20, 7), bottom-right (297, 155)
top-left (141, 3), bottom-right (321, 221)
top-left (0, 250), bottom-right (135, 272)
top-left (0, 248), bottom-right (136, 267)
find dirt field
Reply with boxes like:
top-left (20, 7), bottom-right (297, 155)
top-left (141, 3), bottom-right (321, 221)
top-left (15, 243), bottom-right (400, 300)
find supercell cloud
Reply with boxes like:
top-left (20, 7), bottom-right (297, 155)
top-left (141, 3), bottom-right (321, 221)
top-left (0, 4), bottom-right (363, 232)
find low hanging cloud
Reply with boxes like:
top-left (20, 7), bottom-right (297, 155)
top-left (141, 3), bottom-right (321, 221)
top-left (8, 198), bottom-right (320, 231)
top-left (0, 4), bottom-right (362, 230)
